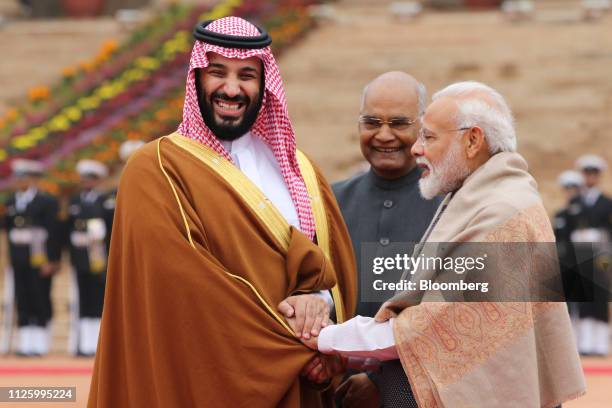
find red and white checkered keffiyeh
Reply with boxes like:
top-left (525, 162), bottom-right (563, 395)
top-left (177, 16), bottom-right (315, 240)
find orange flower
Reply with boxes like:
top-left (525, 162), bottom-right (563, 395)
top-left (62, 66), bottom-right (77, 78)
top-left (155, 109), bottom-right (173, 122)
top-left (39, 180), bottom-right (60, 195)
top-left (109, 140), bottom-right (120, 151)
top-left (49, 170), bottom-right (64, 179)
top-left (94, 54), bottom-right (109, 66)
top-left (6, 108), bottom-right (18, 121)
top-left (127, 131), bottom-right (142, 140)
top-left (100, 40), bottom-right (119, 55)
top-left (28, 86), bottom-right (51, 102)
top-left (79, 60), bottom-right (95, 72)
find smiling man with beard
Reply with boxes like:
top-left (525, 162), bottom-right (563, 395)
top-left (195, 54), bottom-right (264, 141)
top-left (297, 81), bottom-right (586, 408)
top-left (88, 16), bottom-right (357, 407)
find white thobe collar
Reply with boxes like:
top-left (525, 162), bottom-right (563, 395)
top-left (219, 132), bottom-right (300, 229)
top-left (220, 132), bottom-right (253, 156)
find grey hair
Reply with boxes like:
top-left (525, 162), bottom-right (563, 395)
top-left (416, 82), bottom-right (427, 115)
top-left (360, 80), bottom-right (428, 117)
top-left (432, 81), bottom-right (517, 153)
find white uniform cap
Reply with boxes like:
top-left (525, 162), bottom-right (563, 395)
top-left (76, 159), bottom-right (108, 178)
top-left (557, 170), bottom-right (584, 188)
top-left (11, 159), bottom-right (44, 176)
top-left (119, 140), bottom-right (145, 162)
top-left (576, 154), bottom-right (607, 171)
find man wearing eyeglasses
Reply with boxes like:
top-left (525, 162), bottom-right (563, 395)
top-left (297, 81), bottom-right (585, 407)
top-left (331, 71), bottom-right (441, 407)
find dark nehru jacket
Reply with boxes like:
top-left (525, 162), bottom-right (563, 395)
top-left (333, 166), bottom-right (441, 317)
top-left (333, 166), bottom-right (441, 408)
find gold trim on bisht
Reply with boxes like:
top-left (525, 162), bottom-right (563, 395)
top-left (160, 133), bottom-right (345, 333)
top-left (296, 150), bottom-right (345, 324)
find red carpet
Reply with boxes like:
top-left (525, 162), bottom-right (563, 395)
top-left (0, 365), bottom-right (610, 376)
top-left (0, 366), bottom-right (93, 375)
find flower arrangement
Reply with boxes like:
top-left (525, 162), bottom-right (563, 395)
top-left (0, 0), bottom-right (317, 203)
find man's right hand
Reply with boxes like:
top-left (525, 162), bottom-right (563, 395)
top-left (336, 373), bottom-right (380, 408)
top-left (278, 294), bottom-right (330, 339)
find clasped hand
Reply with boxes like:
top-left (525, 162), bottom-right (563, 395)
top-left (278, 294), bottom-right (345, 383)
top-left (278, 293), bottom-right (330, 339)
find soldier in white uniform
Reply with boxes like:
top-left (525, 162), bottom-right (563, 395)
top-left (66, 160), bottom-right (114, 356)
top-left (554, 170), bottom-right (585, 339)
top-left (3, 159), bottom-right (60, 356)
top-left (569, 155), bottom-right (611, 356)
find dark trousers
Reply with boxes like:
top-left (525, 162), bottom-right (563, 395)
top-left (371, 360), bottom-right (417, 408)
top-left (575, 250), bottom-right (610, 322)
top-left (12, 250), bottom-right (52, 327)
top-left (76, 268), bottom-right (105, 318)
top-left (372, 361), bottom-right (562, 408)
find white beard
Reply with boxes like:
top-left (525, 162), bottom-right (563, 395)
top-left (418, 139), bottom-right (471, 200)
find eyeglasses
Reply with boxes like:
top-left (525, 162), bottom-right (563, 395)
top-left (416, 126), bottom-right (472, 146)
top-left (359, 115), bottom-right (416, 132)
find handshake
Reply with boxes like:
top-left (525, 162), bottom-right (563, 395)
top-left (278, 293), bottom-right (346, 384)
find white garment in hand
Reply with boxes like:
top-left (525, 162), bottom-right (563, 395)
top-left (318, 315), bottom-right (398, 360)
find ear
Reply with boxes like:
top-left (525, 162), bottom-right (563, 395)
top-left (465, 126), bottom-right (486, 159)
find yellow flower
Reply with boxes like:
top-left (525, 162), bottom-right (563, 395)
top-left (30, 127), bottom-right (47, 141)
top-left (48, 115), bottom-right (71, 132)
top-left (64, 107), bottom-right (82, 122)
top-left (201, 0), bottom-right (241, 21)
top-left (135, 57), bottom-right (160, 71)
top-left (0, 149), bottom-right (7, 161)
top-left (77, 96), bottom-right (100, 111)
top-left (11, 135), bottom-right (36, 150)
top-left (122, 68), bottom-right (146, 83)
top-left (97, 81), bottom-right (122, 99)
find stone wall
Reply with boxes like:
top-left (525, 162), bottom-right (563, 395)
top-left (15, 0), bottom-right (152, 18)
